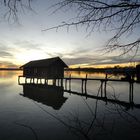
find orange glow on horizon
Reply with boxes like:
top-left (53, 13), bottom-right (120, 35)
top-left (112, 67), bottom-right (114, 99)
top-left (0, 64), bottom-right (12, 68)
top-left (0, 59), bottom-right (139, 69)
top-left (69, 62), bottom-right (140, 68)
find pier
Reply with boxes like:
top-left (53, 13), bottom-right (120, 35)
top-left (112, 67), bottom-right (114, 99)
top-left (18, 74), bottom-right (135, 97)
top-left (18, 74), bottom-right (139, 110)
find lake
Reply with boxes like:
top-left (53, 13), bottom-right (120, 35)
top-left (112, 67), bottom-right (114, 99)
top-left (0, 70), bottom-right (140, 140)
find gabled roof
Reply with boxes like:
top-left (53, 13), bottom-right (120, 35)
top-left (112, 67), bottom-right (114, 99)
top-left (20, 57), bottom-right (68, 68)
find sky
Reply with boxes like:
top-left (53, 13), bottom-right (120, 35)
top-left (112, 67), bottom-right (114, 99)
top-left (0, 0), bottom-right (140, 68)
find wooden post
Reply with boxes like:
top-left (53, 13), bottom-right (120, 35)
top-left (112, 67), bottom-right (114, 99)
top-left (84, 74), bottom-right (87, 94)
top-left (129, 81), bottom-right (134, 106)
top-left (25, 77), bottom-right (27, 84)
top-left (104, 74), bottom-right (107, 98)
top-left (33, 78), bottom-right (35, 84)
top-left (53, 79), bottom-right (56, 86)
top-left (65, 79), bottom-right (67, 90)
top-left (30, 78), bottom-right (32, 84)
top-left (81, 79), bottom-right (84, 93)
top-left (61, 78), bottom-right (63, 87)
top-left (100, 80), bottom-right (103, 97)
top-left (69, 74), bottom-right (71, 91)
top-left (18, 76), bottom-right (20, 84)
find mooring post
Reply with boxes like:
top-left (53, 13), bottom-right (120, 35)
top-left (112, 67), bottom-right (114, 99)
top-left (18, 76), bottom-right (20, 84)
top-left (104, 74), bottom-right (107, 98)
top-left (84, 74), bottom-right (87, 94)
top-left (131, 82), bottom-right (134, 103)
top-left (25, 77), bottom-right (27, 84)
top-left (81, 79), bottom-right (84, 93)
top-left (129, 80), bottom-right (134, 105)
top-left (100, 80), bottom-right (103, 97)
top-left (65, 79), bottom-right (67, 90)
top-left (69, 74), bottom-right (71, 91)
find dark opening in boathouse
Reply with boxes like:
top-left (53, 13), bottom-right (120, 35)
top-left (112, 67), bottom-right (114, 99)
top-left (20, 57), bottom-right (68, 79)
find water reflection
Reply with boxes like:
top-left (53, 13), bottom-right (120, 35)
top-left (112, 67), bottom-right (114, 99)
top-left (21, 84), bottom-right (67, 110)
top-left (0, 71), bottom-right (140, 140)
top-left (64, 83), bottom-right (140, 111)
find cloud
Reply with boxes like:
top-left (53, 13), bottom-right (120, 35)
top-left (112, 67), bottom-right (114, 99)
top-left (0, 38), bottom-right (139, 68)
top-left (62, 54), bottom-right (140, 66)
top-left (14, 40), bottom-right (42, 50)
top-left (0, 43), bottom-right (14, 58)
top-left (0, 51), bottom-right (13, 58)
top-left (63, 57), bottom-right (93, 65)
top-left (0, 61), bottom-right (18, 68)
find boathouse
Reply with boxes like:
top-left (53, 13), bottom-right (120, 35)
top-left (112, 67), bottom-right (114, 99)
top-left (20, 57), bottom-right (68, 79)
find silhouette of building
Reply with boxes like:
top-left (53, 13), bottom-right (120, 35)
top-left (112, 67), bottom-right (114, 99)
top-left (20, 57), bottom-right (68, 78)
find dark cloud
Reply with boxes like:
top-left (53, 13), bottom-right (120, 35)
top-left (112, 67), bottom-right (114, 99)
top-left (0, 43), bottom-right (14, 58)
top-left (0, 51), bottom-right (13, 58)
top-left (14, 40), bottom-right (42, 50)
top-left (87, 55), bottom-right (140, 66)
top-left (0, 61), bottom-right (18, 68)
top-left (62, 54), bottom-right (140, 66)
top-left (63, 57), bottom-right (94, 65)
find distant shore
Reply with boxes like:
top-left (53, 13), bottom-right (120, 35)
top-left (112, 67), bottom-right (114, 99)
top-left (0, 68), bottom-right (22, 71)
top-left (0, 67), bottom-right (137, 74)
top-left (65, 67), bottom-right (136, 74)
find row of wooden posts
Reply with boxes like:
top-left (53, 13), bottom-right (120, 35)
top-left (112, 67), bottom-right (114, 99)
top-left (19, 75), bottom-right (138, 110)
top-left (19, 74), bottom-right (135, 101)
top-left (18, 74), bottom-right (122, 99)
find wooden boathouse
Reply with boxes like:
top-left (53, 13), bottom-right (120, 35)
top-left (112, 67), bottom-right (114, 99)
top-left (19, 57), bottom-right (68, 85)
top-left (20, 57), bottom-right (68, 78)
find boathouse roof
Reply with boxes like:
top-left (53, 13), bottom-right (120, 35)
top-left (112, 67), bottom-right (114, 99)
top-left (20, 57), bottom-right (68, 68)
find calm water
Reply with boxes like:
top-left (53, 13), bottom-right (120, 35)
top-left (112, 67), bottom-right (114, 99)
top-left (0, 70), bottom-right (140, 140)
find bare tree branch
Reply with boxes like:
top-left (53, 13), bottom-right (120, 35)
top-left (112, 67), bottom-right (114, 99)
top-left (45, 0), bottom-right (140, 56)
top-left (1, 0), bottom-right (33, 23)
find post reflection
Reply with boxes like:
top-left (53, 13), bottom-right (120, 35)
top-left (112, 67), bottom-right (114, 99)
top-left (64, 80), bottom-right (140, 110)
top-left (21, 84), bottom-right (67, 110)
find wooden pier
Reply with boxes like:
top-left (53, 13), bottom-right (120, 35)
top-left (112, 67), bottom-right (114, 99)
top-left (18, 75), bottom-right (139, 110)
top-left (18, 74), bottom-right (136, 96)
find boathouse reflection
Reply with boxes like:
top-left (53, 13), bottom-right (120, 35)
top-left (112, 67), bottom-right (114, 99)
top-left (22, 84), bottom-right (67, 110)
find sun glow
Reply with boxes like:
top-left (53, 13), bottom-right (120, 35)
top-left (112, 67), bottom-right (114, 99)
top-left (15, 50), bottom-right (50, 65)
top-left (69, 62), bottom-right (139, 68)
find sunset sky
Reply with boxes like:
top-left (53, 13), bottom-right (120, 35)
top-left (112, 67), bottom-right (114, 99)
top-left (0, 0), bottom-right (140, 68)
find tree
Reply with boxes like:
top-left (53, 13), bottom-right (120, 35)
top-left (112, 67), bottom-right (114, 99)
top-left (1, 0), bottom-right (140, 56)
top-left (1, 0), bottom-right (32, 22)
top-left (45, 0), bottom-right (140, 56)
